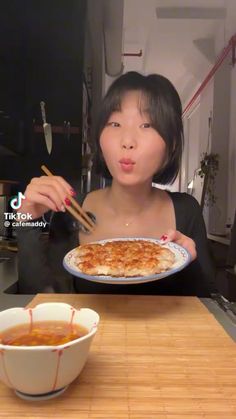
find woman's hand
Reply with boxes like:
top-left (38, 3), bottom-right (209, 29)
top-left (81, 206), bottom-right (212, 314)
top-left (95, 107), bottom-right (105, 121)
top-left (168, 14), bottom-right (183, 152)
top-left (18, 176), bottom-right (75, 220)
top-left (161, 229), bottom-right (197, 261)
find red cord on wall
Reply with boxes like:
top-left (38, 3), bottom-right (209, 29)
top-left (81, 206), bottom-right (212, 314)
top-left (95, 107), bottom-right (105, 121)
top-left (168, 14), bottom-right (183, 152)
top-left (182, 34), bottom-right (236, 117)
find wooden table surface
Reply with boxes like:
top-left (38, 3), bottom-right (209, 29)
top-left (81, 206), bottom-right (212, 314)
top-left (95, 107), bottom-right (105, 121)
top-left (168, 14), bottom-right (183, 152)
top-left (0, 293), bottom-right (236, 418)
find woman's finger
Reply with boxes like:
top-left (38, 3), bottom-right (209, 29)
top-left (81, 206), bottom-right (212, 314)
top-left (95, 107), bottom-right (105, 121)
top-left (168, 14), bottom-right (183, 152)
top-left (25, 184), bottom-right (66, 212)
top-left (26, 191), bottom-right (58, 212)
top-left (54, 176), bottom-right (76, 197)
top-left (32, 175), bottom-right (75, 197)
top-left (30, 177), bottom-right (72, 207)
top-left (160, 229), bottom-right (197, 260)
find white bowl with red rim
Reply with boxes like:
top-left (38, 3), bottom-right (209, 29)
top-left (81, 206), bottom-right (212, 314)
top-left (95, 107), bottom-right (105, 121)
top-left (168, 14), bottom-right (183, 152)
top-left (0, 302), bottom-right (99, 400)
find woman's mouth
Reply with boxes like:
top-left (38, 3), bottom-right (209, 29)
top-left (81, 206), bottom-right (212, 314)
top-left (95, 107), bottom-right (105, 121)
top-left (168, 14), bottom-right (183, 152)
top-left (119, 158), bottom-right (136, 173)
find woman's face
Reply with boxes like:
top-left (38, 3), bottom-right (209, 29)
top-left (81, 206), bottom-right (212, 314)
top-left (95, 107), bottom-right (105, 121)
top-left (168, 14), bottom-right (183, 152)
top-left (100, 91), bottom-right (167, 186)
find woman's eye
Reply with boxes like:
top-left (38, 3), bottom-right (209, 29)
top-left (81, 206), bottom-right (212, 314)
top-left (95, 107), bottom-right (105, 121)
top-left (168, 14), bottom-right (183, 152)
top-left (140, 123), bottom-right (151, 128)
top-left (107, 122), bottom-right (120, 127)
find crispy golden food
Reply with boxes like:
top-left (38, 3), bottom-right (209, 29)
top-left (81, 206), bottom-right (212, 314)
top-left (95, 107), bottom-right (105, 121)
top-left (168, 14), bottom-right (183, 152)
top-left (74, 240), bottom-right (175, 277)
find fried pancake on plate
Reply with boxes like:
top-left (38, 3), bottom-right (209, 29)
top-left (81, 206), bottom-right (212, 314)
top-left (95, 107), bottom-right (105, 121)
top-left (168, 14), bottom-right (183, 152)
top-left (74, 239), bottom-right (175, 277)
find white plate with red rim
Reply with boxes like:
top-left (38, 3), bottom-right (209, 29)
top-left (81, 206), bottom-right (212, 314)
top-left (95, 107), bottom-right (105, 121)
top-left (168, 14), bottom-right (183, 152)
top-left (63, 237), bottom-right (191, 285)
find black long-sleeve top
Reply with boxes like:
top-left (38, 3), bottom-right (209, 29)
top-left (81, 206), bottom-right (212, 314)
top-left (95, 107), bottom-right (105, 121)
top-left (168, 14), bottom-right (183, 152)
top-left (16, 192), bottom-right (217, 296)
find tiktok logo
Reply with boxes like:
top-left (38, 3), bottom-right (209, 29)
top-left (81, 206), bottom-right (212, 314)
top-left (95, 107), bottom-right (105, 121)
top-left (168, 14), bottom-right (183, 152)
top-left (10, 192), bottom-right (26, 210)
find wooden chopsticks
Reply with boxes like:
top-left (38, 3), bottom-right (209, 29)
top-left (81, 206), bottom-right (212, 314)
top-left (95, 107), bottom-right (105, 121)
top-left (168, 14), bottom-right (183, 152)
top-left (41, 165), bottom-right (95, 233)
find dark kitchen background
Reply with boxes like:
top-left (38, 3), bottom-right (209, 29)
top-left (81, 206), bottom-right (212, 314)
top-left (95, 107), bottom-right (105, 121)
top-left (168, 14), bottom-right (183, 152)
top-left (0, 0), bottom-right (87, 193)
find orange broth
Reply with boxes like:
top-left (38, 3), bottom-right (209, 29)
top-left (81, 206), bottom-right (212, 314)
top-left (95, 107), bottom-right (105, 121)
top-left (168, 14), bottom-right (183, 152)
top-left (0, 320), bottom-right (88, 346)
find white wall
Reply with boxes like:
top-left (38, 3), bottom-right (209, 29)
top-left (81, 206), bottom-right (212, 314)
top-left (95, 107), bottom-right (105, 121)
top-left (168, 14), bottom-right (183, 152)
top-left (225, 0), bottom-right (236, 43)
top-left (199, 80), bottom-right (214, 157)
top-left (214, 2), bottom-right (236, 229)
top-left (182, 80), bottom-right (214, 230)
top-left (182, 49), bottom-right (235, 235)
top-left (198, 79), bottom-right (214, 231)
top-left (228, 64), bottom-right (236, 224)
top-left (208, 58), bottom-right (231, 234)
top-left (186, 103), bottom-right (201, 185)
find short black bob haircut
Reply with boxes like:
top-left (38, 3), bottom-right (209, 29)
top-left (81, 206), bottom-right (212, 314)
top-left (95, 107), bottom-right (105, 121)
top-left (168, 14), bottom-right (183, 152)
top-left (94, 71), bottom-right (183, 185)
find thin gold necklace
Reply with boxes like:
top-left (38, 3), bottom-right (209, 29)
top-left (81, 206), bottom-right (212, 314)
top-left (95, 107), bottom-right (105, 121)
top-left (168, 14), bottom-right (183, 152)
top-left (124, 217), bottom-right (136, 227)
top-left (122, 210), bottom-right (145, 227)
top-left (108, 190), bottom-right (156, 227)
top-left (125, 220), bottom-right (131, 227)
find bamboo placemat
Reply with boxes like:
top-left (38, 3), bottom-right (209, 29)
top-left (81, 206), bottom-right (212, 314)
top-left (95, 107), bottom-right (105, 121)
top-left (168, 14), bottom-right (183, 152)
top-left (0, 294), bottom-right (236, 418)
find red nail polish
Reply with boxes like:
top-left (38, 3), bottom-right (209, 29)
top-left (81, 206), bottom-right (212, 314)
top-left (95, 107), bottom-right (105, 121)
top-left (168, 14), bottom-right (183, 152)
top-left (160, 234), bottom-right (168, 241)
top-left (70, 188), bottom-right (76, 197)
top-left (65, 197), bottom-right (71, 206)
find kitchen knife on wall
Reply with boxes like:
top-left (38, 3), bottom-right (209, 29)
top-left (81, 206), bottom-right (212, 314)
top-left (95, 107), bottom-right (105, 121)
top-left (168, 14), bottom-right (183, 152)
top-left (40, 101), bottom-right (52, 154)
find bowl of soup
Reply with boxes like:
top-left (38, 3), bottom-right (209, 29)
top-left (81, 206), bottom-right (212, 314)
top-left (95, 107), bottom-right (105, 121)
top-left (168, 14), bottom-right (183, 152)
top-left (0, 302), bottom-right (99, 400)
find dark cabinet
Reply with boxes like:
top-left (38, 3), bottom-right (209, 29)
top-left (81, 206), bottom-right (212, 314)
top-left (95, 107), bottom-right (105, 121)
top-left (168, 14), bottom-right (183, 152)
top-left (209, 237), bottom-right (236, 301)
top-left (0, 0), bottom-right (87, 187)
top-left (0, 1), bottom-right (25, 156)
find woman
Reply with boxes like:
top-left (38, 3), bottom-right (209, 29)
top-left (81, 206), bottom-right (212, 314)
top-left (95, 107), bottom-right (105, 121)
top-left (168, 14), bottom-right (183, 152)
top-left (17, 72), bottom-right (216, 295)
